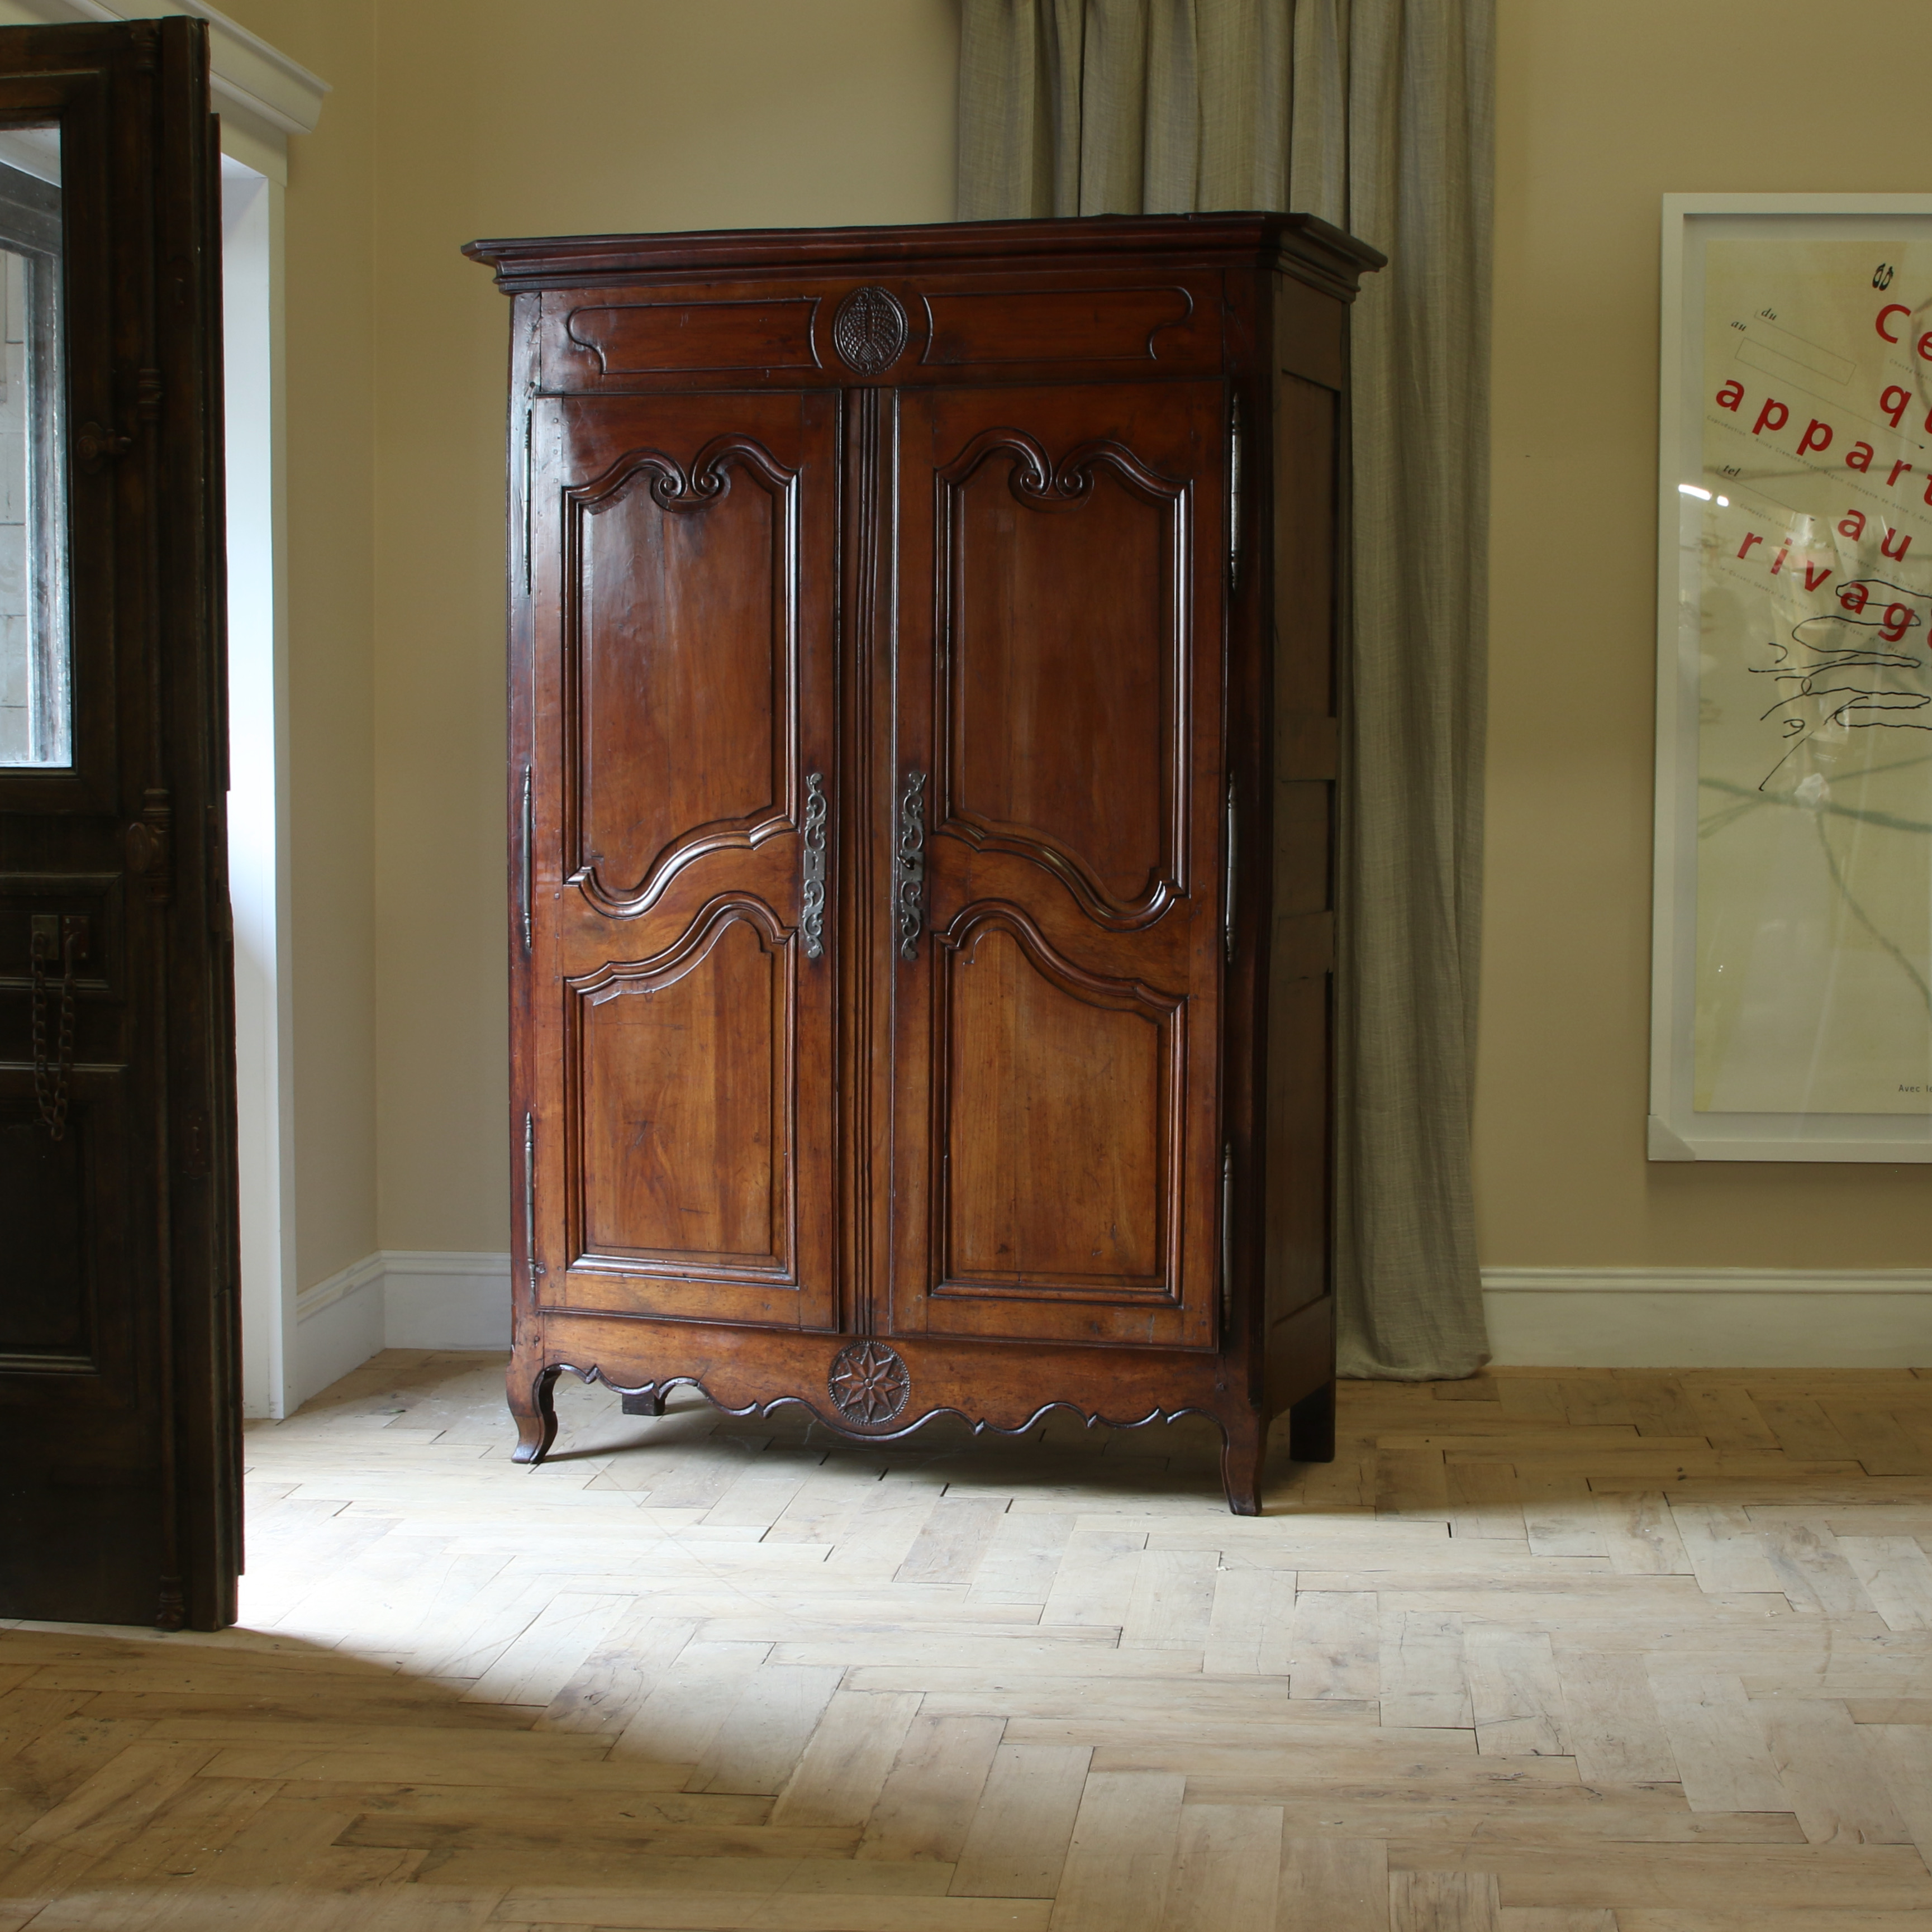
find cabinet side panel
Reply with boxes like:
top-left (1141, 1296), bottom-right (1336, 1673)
top-left (1267, 370), bottom-right (1340, 1327)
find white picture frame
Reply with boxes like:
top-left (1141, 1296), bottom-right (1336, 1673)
top-left (1651, 194), bottom-right (1932, 1163)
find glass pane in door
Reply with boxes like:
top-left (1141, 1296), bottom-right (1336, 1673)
top-left (0, 127), bottom-right (64, 769)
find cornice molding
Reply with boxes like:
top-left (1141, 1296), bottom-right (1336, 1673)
top-left (0, 0), bottom-right (327, 137)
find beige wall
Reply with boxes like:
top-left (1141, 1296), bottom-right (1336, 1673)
top-left (232, 0), bottom-right (1930, 1288)
top-left (1481, 0), bottom-right (1932, 1267)
top-left (217, 0), bottom-right (381, 1291)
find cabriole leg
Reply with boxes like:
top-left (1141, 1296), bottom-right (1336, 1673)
top-left (620, 1389), bottom-right (667, 1418)
top-left (510, 1363), bottom-right (561, 1465)
top-left (1219, 1408), bottom-right (1268, 1516)
top-left (1287, 1377), bottom-right (1336, 1463)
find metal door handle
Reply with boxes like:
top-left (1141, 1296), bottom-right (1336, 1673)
top-left (894, 770), bottom-right (927, 962)
top-left (801, 771), bottom-right (827, 960)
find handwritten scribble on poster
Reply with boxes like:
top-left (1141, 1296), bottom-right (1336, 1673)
top-left (1693, 240), bottom-right (1932, 1113)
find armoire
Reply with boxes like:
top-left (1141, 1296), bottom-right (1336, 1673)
top-left (465, 213), bottom-right (1381, 1513)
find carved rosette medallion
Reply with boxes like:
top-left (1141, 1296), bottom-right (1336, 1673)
top-left (831, 286), bottom-right (908, 376)
top-left (827, 1340), bottom-right (911, 1425)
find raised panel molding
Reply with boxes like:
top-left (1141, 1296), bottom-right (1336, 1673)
top-left (933, 903), bottom-right (1184, 1301)
top-left (564, 434), bottom-right (801, 918)
top-left (921, 287), bottom-right (1195, 365)
top-left (937, 427), bottom-right (1191, 927)
top-left (565, 897), bottom-right (797, 1282)
top-left (564, 299), bottom-right (821, 377)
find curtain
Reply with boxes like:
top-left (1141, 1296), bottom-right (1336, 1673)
top-left (957, 0), bottom-right (1493, 1379)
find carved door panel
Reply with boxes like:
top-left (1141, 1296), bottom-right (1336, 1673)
top-left (524, 391), bottom-right (839, 1331)
top-left (886, 383), bottom-right (1226, 1349)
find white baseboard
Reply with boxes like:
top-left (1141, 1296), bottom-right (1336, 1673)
top-left (285, 1255), bottom-right (1931, 1403)
top-left (382, 1250), bottom-right (514, 1350)
top-left (289, 1252), bottom-right (387, 1407)
top-left (1482, 1267), bottom-right (1932, 1368)
top-left (292, 1249), bottom-right (511, 1405)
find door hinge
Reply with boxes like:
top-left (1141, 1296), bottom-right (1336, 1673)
top-left (522, 412), bottom-right (534, 595)
top-left (519, 765), bottom-right (534, 954)
top-left (128, 789), bottom-right (174, 903)
top-left (523, 1111), bottom-right (544, 1278)
top-left (1227, 393), bottom-right (1242, 591)
top-left (1222, 779), bottom-right (1237, 963)
top-left (1220, 1143), bottom-right (1235, 1332)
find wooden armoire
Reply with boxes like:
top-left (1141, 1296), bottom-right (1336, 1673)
top-left (465, 214), bottom-right (1380, 1513)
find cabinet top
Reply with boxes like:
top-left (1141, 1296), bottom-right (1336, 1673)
top-left (462, 212), bottom-right (1383, 302)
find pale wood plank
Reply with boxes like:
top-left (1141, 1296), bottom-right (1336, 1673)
top-left (1682, 1383), bottom-right (1781, 1450)
top-left (1463, 1626), bottom-right (1568, 1758)
top-left (1278, 1835), bottom-right (1389, 1932)
top-left (1202, 1565), bottom-right (1296, 1676)
top-left (1046, 1769), bottom-right (1184, 1932)
top-left (1756, 1697), bottom-right (1915, 1845)
top-left (1040, 1529), bottom-right (1149, 1628)
top-left (1670, 1505), bottom-right (1785, 1595)
top-left (1864, 1722), bottom-right (1932, 1867)
top-left (1155, 1802), bottom-right (1281, 1931)
top-left (687, 1663), bottom-right (845, 1796)
top-left (1516, 1471), bottom-right (1608, 1560)
top-left (1551, 1650), bottom-right (1676, 1782)
top-left (1447, 1462), bottom-right (1525, 1540)
top-left (463, 1590), bottom-right (634, 1707)
top-left (1287, 1592), bottom-right (1378, 1701)
top-left (1122, 1550), bottom-right (1219, 1651)
top-left (897, 1498), bottom-right (1010, 1586)
top-left (1390, 1869), bottom-right (1502, 1932)
top-left (769, 1688), bottom-right (922, 1828)
top-left (1643, 1665), bottom-right (1790, 1813)
top-left (1375, 1450), bottom-right (1450, 1522)
top-left (949, 1744), bottom-right (1093, 1898)
top-left (1378, 1609), bottom-right (1471, 1730)
top-left (857, 1713), bottom-right (1005, 1863)
top-left (1594, 1492), bottom-right (1692, 1575)
top-left (1836, 1537), bottom-right (1932, 1630)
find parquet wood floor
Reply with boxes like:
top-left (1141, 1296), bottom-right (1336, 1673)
top-left (4, 1354), bottom-right (1932, 1930)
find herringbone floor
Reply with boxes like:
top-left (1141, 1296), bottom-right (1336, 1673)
top-left (2, 1354), bottom-right (1931, 1930)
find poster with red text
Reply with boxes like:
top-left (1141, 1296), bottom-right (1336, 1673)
top-left (1672, 223), bottom-right (1932, 1144)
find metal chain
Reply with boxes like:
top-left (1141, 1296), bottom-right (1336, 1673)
top-left (31, 922), bottom-right (76, 1141)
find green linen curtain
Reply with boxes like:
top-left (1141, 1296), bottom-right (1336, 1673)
top-left (957, 0), bottom-right (1493, 1378)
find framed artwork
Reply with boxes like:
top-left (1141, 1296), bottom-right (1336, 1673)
top-left (1652, 195), bottom-right (1932, 1162)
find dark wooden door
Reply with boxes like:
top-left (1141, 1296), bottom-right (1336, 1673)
top-left (886, 383), bottom-right (1226, 1350)
top-left (0, 21), bottom-right (236, 1628)
top-left (522, 391), bottom-right (840, 1331)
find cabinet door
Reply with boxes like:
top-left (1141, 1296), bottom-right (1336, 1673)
top-left (523, 392), bottom-right (839, 1330)
top-left (886, 383), bottom-right (1225, 1349)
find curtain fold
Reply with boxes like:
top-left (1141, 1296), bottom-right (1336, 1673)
top-left (958, 0), bottom-right (1493, 1379)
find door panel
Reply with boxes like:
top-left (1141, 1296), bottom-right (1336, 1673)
top-left (944, 432), bottom-right (1186, 915)
top-left (941, 912), bottom-right (1178, 1293)
top-left (889, 383), bottom-right (1224, 1349)
top-left (527, 392), bottom-right (837, 1331)
top-left (0, 21), bottom-right (236, 1628)
top-left (572, 434), bottom-right (800, 909)
top-left (573, 901), bottom-right (793, 1274)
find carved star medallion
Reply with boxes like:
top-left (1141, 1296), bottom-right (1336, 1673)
top-left (827, 1340), bottom-right (911, 1425)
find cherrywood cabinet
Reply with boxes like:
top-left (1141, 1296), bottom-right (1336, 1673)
top-left (465, 214), bottom-right (1381, 1512)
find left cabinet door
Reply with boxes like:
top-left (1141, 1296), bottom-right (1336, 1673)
top-left (520, 391), bottom-right (841, 1332)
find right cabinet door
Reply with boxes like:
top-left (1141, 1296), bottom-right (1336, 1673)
top-left (886, 382), bottom-right (1226, 1350)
